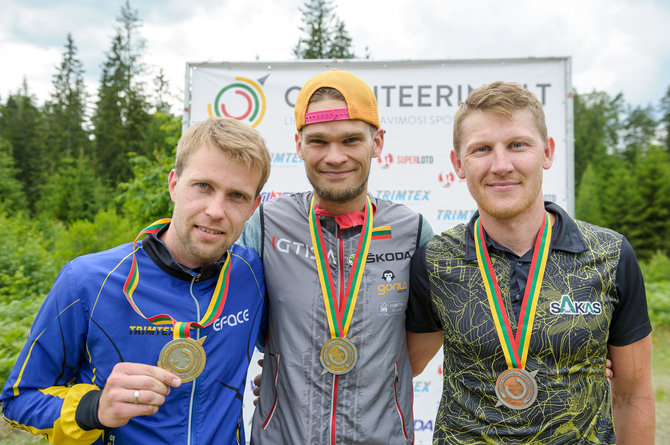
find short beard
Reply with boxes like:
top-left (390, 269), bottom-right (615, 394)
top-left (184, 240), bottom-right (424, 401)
top-left (312, 181), bottom-right (367, 204)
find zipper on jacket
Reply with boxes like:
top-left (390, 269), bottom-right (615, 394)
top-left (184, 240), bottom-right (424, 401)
top-left (261, 353), bottom-right (281, 429)
top-left (393, 362), bottom-right (409, 440)
top-left (187, 273), bottom-right (201, 445)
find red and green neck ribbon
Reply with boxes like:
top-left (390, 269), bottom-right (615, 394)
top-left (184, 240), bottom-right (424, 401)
top-left (123, 219), bottom-right (232, 340)
top-left (309, 196), bottom-right (373, 339)
top-left (474, 211), bottom-right (552, 369)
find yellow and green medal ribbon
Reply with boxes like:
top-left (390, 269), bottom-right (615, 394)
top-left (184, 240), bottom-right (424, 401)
top-left (309, 196), bottom-right (373, 375)
top-left (122, 219), bottom-right (232, 340)
top-left (474, 211), bottom-right (552, 370)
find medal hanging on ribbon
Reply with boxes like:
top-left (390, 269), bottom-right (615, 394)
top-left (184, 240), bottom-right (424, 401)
top-left (309, 196), bottom-right (373, 375)
top-left (474, 212), bottom-right (552, 409)
top-left (122, 219), bottom-right (232, 382)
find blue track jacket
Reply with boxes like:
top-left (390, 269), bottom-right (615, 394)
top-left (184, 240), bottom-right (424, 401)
top-left (1, 229), bottom-right (266, 444)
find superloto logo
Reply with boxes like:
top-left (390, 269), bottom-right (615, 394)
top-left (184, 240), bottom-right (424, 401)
top-left (378, 153), bottom-right (393, 169)
top-left (213, 310), bottom-right (250, 330)
top-left (377, 153), bottom-right (434, 169)
top-left (208, 74), bottom-right (269, 128)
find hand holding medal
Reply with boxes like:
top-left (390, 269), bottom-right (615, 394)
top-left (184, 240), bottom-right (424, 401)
top-left (474, 212), bottom-right (552, 410)
top-left (123, 220), bottom-right (232, 383)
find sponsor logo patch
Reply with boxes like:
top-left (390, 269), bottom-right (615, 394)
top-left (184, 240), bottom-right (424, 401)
top-left (550, 295), bottom-right (602, 315)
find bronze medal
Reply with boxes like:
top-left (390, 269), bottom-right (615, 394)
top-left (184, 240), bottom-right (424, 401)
top-left (495, 368), bottom-right (538, 410)
top-left (320, 337), bottom-right (357, 375)
top-left (158, 337), bottom-right (207, 382)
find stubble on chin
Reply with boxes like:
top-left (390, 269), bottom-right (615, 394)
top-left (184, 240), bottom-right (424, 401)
top-left (312, 182), bottom-right (367, 204)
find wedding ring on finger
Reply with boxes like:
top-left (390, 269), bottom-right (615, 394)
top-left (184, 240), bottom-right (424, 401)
top-left (134, 389), bottom-right (140, 404)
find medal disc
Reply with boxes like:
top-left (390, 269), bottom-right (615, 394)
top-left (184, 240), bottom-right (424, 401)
top-left (157, 337), bottom-right (206, 382)
top-left (495, 368), bottom-right (538, 410)
top-left (320, 337), bottom-right (357, 375)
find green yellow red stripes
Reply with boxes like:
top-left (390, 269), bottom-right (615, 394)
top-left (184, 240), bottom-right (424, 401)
top-left (122, 219), bottom-right (232, 340)
top-left (474, 212), bottom-right (552, 370)
top-left (309, 196), bottom-right (373, 339)
top-left (371, 226), bottom-right (392, 240)
top-left (517, 212), bottom-right (552, 365)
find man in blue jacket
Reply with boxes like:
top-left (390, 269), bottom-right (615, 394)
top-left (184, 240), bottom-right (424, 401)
top-left (2, 117), bottom-right (271, 444)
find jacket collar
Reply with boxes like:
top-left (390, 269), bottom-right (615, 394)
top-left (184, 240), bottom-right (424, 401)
top-left (464, 202), bottom-right (588, 261)
top-left (141, 223), bottom-right (227, 281)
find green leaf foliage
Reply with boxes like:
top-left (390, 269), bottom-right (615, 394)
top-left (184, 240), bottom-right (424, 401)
top-left (0, 137), bottom-right (27, 213)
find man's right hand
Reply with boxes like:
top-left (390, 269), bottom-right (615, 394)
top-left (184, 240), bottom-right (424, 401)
top-left (98, 362), bottom-right (181, 428)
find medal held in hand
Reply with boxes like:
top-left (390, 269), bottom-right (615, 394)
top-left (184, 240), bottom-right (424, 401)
top-left (123, 219), bottom-right (232, 382)
top-left (474, 212), bottom-right (552, 410)
top-left (158, 337), bottom-right (207, 382)
top-left (309, 196), bottom-right (373, 376)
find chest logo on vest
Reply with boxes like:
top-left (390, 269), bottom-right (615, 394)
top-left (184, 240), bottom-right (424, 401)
top-left (550, 295), bottom-right (602, 315)
top-left (377, 269), bottom-right (408, 295)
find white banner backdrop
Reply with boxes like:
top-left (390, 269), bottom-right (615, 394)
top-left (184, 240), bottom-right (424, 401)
top-left (184, 58), bottom-right (573, 444)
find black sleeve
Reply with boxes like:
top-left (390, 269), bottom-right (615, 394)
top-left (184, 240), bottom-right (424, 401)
top-left (406, 242), bottom-right (442, 333)
top-left (608, 236), bottom-right (652, 346)
top-left (75, 389), bottom-right (106, 431)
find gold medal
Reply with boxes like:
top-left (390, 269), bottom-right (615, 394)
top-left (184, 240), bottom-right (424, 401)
top-left (320, 337), bottom-right (357, 375)
top-left (495, 368), bottom-right (538, 410)
top-left (158, 337), bottom-right (207, 382)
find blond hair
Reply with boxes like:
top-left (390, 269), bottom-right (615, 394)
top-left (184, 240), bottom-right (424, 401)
top-left (453, 81), bottom-right (547, 153)
top-left (176, 118), bottom-right (271, 195)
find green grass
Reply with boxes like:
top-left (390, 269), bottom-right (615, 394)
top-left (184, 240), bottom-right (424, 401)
top-left (0, 422), bottom-right (46, 445)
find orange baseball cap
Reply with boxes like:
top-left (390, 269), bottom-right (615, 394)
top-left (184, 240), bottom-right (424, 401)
top-left (294, 69), bottom-right (380, 131)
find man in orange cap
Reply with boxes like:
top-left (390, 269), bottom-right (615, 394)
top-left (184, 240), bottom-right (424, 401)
top-left (240, 69), bottom-right (433, 444)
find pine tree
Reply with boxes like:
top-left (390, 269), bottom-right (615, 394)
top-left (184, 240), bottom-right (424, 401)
top-left (0, 137), bottom-right (27, 212)
top-left (573, 91), bottom-right (623, 188)
top-left (92, 0), bottom-right (150, 185)
top-left (294, 0), bottom-right (356, 59)
top-left (327, 20), bottom-right (354, 59)
top-left (661, 86), bottom-right (670, 153)
top-left (36, 155), bottom-right (109, 222)
top-left (621, 104), bottom-right (657, 163)
top-left (627, 146), bottom-right (670, 259)
top-left (43, 33), bottom-right (89, 165)
top-left (0, 80), bottom-right (46, 211)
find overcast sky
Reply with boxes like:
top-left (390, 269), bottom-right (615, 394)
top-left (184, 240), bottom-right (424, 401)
top-left (1, 0), bottom-right (669, 112)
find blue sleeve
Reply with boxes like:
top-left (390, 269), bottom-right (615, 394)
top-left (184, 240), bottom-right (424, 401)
top-left (1, 262), bottom-right (102, 443)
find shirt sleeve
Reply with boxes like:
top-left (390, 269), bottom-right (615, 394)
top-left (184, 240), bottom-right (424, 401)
top-left (419, 215), bottom-right (435, 247)
top-left (608, 236), bottom-right (652, 346)
top-left (0, 263), bottom-right (103, 444)
top-left (237, 206), bottom-right (263, 256)
top-left (406, 241), bottom-right (442, 333)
